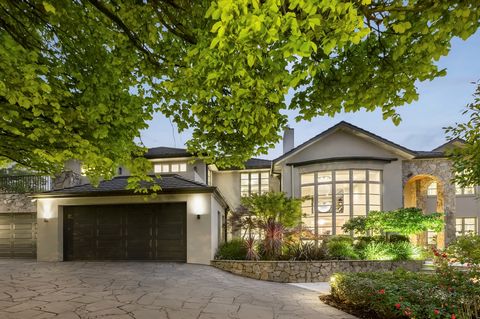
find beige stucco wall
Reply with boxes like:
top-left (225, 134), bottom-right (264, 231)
top-left (284, 130), bottom-right (400, 164)
top-left (276, 130), bottom-right (405, 211)
top-left (427, 190), bottom-right (480, 232)
top-left (36, 192), bottom-right (222, 265)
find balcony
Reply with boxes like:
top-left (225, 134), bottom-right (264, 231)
top-left (0, 175), bottom-right (53, 194)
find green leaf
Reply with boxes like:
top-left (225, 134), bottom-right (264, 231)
top-left (42, 1), bottom-right (56, 14)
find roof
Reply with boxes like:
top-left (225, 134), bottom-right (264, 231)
top-left (34, 174), bottom-right (214, 198)
top-left (413, 151), bottom-right (446, 159)
top-left (144, 147), bottom-right (192, 159)
top-left (274, 121), bottom-right (417, 164)
top-left (217, 158), bottom-right (272, 171)
top-left (431, 138), bottom-right (466, 152)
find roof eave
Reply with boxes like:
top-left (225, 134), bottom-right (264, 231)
top-left (31, 187), bottom-right (217, 199)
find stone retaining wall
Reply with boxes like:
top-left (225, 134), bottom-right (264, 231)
top-left (0, 193), bottom-right (36, 213)
top-left (211, 260), bottom-right (424, 283)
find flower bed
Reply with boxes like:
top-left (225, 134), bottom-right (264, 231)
top-left (329, 269), bottom-right (480, 319)
top-left (211, 259), bottom-right (424, 283)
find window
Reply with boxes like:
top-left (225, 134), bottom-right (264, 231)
top-left (427, 182), bottom-right (437, 196)
top-left (300, 169), bottom-right (382, 236)
top-left (153, 162), bottom-right (187, 173)
top-left (456, 218), bottom-right (477, 236)
top-left (455, 184), bottom-right (476, 196)
top-left (240, 172), bottom-right (269, 197)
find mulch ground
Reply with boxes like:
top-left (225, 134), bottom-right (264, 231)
top-left (319, 294), bottom-right (383, 319)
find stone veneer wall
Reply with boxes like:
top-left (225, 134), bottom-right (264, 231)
top-left (211, 260), bottom-right (424, 283)
top-left (0, 193), bottom-right (36, 213)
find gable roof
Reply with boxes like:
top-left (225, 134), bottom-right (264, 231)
top-left (144, 147), bottom-right (192, 159)
top-left (273, 121), bottom-right (418, 164)
top-left (33, 174), bottom-right (214, 198)
top-left (431, 138), bottom-right (466, 152)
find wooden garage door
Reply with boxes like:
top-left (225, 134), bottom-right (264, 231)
top-left (0, 213), bottom-right (37, 258)
top-left (63, 203), bottom-right (186, 261)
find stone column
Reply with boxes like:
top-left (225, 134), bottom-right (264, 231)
top-left (442, 181), bottom-right (456, 246)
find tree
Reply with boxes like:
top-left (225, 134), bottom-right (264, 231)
top-left (1, 0), bottom-right (479, 182)
top-left (240, 191), bottom-right (302, 228)
top-left (445, 82), bottom-right (480, 187)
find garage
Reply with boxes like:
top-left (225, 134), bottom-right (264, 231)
top-left (0, 213), bottom-right (37, 258)
top-left (63, 203), bottom-right (186, 261)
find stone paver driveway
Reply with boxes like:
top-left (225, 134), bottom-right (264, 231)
top-left (0, 260), bottom-right (356, 319)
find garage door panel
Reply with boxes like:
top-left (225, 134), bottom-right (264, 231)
top-left (0, 213), bottom-right (36, 259)
top-left (64, 203), bottom-right (186, 261)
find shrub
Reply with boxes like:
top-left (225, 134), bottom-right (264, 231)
top-left (262, 219), bottom-right (284, 259)
top-left (284, 241), bottom-right (326, 261)
top-left (331, 269), bottom-right (480, 319)
top-left (323, 236), bottom-right (359, 260)
top-left (360, 241), bottom-right (393, 260)
top-left (215, 239), bottom-right (247, 260)
top-left (388, 241), bottom-right (422, 261)
top-left (446, 234), bottom-right (480, 265)
top-left (387, 234), bottom-right (410, 243)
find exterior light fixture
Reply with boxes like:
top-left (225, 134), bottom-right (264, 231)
top-left (196, 214), bottom-right (201, 220)
top-left (43, 218), bottom-right (49, 223)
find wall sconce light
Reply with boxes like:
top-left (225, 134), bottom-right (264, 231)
top-left (43, 218), bottom-right (49, 223)
top-left (196, 214), bottom-right (201, 220)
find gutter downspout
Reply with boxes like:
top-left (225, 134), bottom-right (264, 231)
top-left (291, 164), bottom-right (294, 198)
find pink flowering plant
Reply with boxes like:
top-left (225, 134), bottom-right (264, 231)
top-left (330, 264), bottom-right (480, 319)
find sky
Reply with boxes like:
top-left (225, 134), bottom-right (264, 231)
top-left (140, 31), bottom-right (480, 160)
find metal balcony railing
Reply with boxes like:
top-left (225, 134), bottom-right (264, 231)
top-left (0, 175), bottom-right (53, 194)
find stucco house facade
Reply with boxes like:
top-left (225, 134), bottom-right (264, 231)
top-left (1, 121), bottom-right (478, 264)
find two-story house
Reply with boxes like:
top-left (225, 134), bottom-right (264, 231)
top-left (3, 121), bottom-right (477, 264)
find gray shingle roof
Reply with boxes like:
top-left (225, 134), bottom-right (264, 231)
top-left (218, 158), bottom-right (272, 171)
top-left (38, 175), bottom-right (212, 197)
top-left (144, 147), bottom-right (192, 159)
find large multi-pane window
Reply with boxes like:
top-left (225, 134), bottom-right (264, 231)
top-left (300, 169), bottom-right (382, 236)
top-left (240, 172), bottom-right (269, 197)
top-left (455, 217), bottom-right (477, 236)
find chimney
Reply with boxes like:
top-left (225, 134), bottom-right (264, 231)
top-left (283, 127), bottom-right (294, 154)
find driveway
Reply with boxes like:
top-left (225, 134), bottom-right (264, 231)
top-left (0, 260), bottom-right (356, 319)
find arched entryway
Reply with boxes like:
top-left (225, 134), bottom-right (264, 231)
top-left (402, 159), bottom-right (456, 248)
top-left (404, 174), bottom-right (444, 248)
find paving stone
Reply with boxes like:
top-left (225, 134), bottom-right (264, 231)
top-left (238, 304), bottom-right (273, 319)
top-left (3, 300), bottom-right (47, 313)
top-left (38, 301), bottom-right (81, 314)
top-left (130, 309), bottom-right (168, 319)
top-left (85, 300), bottom-right (123, 312)
top-left (0, 261), bottom-right (357, 319)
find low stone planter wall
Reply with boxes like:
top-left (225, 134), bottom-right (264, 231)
top-left (211, 260), bottom-right (424, 283)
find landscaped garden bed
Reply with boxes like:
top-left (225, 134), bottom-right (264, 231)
top-left (323, 234), bottom-right (480, 319)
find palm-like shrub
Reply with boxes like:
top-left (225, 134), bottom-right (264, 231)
top-left (244, 237), bottom-right (259, 261)
top-left (284, 241), bottom-right (326, 261)
top-left (261, 219), bottom-right (284, 259)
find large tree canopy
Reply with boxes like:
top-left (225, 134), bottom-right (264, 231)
top-left (445, 82), bottom-right (480, 187)
top-left (1, 0), bottom-right (479, 182)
